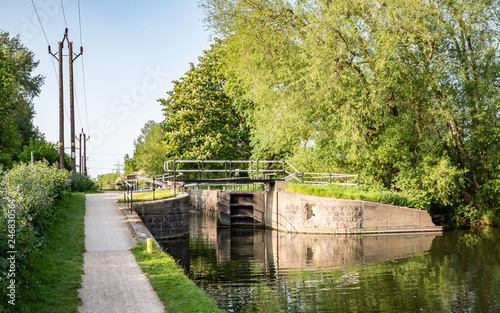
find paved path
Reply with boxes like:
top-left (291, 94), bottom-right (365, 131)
top-left (78, 192), bottom-right (165, 313)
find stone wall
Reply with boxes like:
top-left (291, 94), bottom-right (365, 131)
top-left (133, 194), bottom-right (190, 240)
top-left (275, 191), bottom-right (441, 234)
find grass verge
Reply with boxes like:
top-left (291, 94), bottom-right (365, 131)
top-left (118, 188), bottom-right (175, 203)
top-left (131, 242), bottom-right (222, 313)
top-left (15, 192), bottom-right (86, 312)
top-left (286, 183), bottom-right (414, 208)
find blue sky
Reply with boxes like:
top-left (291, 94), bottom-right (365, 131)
top-left (1, 0), bottom-right (211, 177)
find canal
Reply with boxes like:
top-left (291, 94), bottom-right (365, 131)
top-left (160, 211), bottom-right (500, 312)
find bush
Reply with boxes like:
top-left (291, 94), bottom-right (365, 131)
top-left (0, 161), bottom-right (70, 303)
top-left (69, 172), bottom-right (96, 192)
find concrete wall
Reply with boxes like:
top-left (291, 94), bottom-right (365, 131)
top-left (274, 191), bottom-right (441, 234)
top-left (133, 194), bottom-right (190, 240)
top-left (187, 188), bottom-right (441, 234)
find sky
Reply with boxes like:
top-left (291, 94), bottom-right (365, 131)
top-left (0, 0), bottom-right (212, 178)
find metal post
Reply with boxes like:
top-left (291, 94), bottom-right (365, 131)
top-left (153, 177), bottom-right (155, 201)
top-left (173, 160), bottom-right (176, 197)
top-left (130, 184), bottom-right (133, 212)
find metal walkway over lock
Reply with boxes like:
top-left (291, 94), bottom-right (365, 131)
top-left (161, 160), bottom-right (359, 186)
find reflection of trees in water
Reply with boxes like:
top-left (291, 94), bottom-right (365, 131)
top-left (185, 212), bottom-right (500, 312)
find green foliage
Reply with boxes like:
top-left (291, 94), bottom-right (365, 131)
top-left (96, 172), bottom-right (121, 190)
top-left (14, 192), bottom-right (85, 312)
top-left (0, 31), bottom-right (44, 169)
top-left (0, 162), bottom-right (70, 305)
top-left (131, 121), bottom-right (167, 177)
top-left (201, 0), bottom-right (500, 224)
top-left (159, 40), bottom-right (252, 161)
top-left (69, 172), bottom-right (96, 192)
top-left (18, 137), bottom-right (58, 165)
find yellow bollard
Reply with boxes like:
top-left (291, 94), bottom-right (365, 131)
top-left (146, 238), bottom-right (153, 254)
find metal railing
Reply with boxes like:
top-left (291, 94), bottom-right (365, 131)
top-left (162, 159), bottom-right (359, 186)
top-left (123, 179), bottom-right (136, 212)
top-left (164, 160), bottom-right (288, 181)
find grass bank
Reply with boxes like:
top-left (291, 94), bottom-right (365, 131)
top-left (118, 188), bottom-right (175, 203)
top-left (286, 183), bottom-right (414, 208)
top-left (131, 242), bottom-right (222, 313)
top-left (15, 192), bottom-right (86, 312)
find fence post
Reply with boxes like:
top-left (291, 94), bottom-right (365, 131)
top-left (153, 177), bottom-right (155, 201)
top-left (130, 184), bottom-right (133, 213)
top-left (173, 160), bottom-right (177, 197)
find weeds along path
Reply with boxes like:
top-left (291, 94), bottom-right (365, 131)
top-left (78, 192), bottom-right (165, 313)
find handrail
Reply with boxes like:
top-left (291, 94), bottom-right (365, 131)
top-left (123, 179), bottom-right (136, 212)
top-left (162, 159), bottom-right (359, 185)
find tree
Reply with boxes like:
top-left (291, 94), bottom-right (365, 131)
top-left (201, 0), bottom-right (500, 220)
top-left (159, 41), bottom-right (252, 161)
top-left (131, 120), bottom-right (167, 177)
top-left (0, 31), bottom-right (43, 168)
top-left (18, 137), bottom-right (59, 164)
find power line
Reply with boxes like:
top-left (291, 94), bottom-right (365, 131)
top-left (30, 0), bottom-right (59, 80)
top-left (77, 0), bottom-right (90, 134)
top-left (30, 0), bottom-right (50, 44)
top-left (60, 0), bottom-right (68, 29)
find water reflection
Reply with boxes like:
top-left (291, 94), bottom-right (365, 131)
top-left (187, 211), bottom-right (439, 272)
top-left (161, 211), bottom-right (500, 312)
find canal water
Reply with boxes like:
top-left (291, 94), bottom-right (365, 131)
top-left (160, 211), bottom-right (500, 312)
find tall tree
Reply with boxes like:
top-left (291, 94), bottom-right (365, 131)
top-left (0, 31), bottom-right (44, 168)
top-left (131, 120), bottom-right (167, 177)
top-left (159, 41), bottom-right (252, 161)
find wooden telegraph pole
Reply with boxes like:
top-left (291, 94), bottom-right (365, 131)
top-left (49, 29), bottom-right (83, 172)
top-left (49, 29), bottom-right (68, 169)
top-left (69, 41), bottom-right (82, 172)
top-left (83, 132), bottom-right (90, 176)
top-left (76, 130), bottom-right (82, 174)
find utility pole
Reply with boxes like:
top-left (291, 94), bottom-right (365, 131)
top-left (49, 28), bottom-right (83, 172)
top-left (76, 130), bottom-right (82, 174)
top-left (69, 41), bottom-right (82, 172)
top-left (83, 132), bottom-right (90, 176)
top-left (49, 29), bottom-right (68, 169)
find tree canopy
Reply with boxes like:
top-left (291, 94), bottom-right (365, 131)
top-left (159, 41), bottom-right (252, 161)
top-left (130, 120), bottom-right (167, 177)
top-left (200, 0), bottom-right (500, 220)
top-left (0, 31), bottom-right (43, 168)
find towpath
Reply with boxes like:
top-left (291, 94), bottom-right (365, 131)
top-left (78, 192), bottom-right (165, 313)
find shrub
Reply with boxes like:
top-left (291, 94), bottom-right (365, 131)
top-left (69, 172), bottom-right (96, 192)
top-left (0, 161), bottom-right (70, 303)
